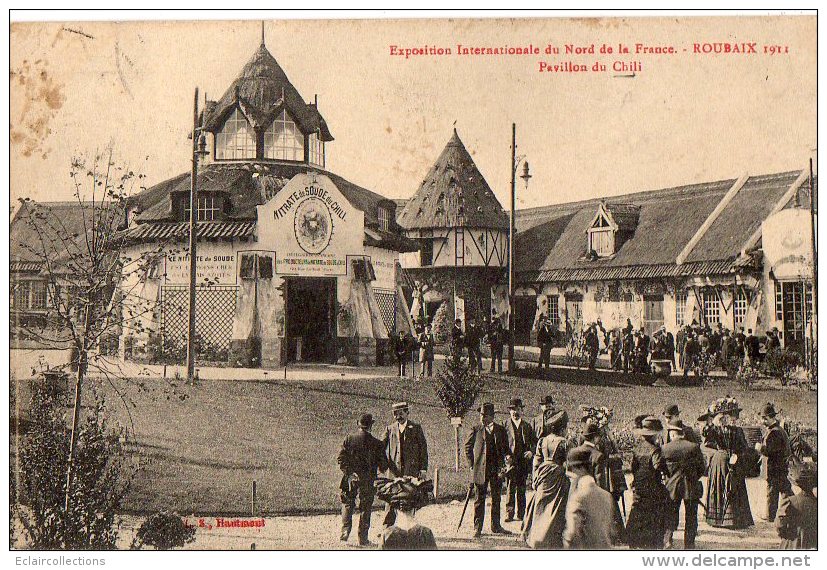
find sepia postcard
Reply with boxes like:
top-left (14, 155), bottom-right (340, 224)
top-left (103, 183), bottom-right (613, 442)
top-left (7, 11), bottom-right (820, 561)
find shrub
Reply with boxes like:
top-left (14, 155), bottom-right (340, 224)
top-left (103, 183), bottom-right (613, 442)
top-left (131, 511), bottom-right (196, 550)
top-left (735, 361), bottom-right (760, 390)
top-left (763, 347), bottom-right (801, 386)
top-left (15, 383), bottom-right (134, 549)
top-left (430, 346), bottom-right (484, 418)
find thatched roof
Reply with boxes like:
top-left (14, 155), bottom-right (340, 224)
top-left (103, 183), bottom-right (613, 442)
top-left (202, 43), bottom-right (333, 141)
top-left (398, 129), bottom-right (508, 231)
top-left (515, 170), bottom-right (806, 281)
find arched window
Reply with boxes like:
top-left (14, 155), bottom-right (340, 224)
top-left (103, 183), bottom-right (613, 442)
top-left (264, 110), bottom-right (304, 161)
top-left (215, 109), bottom-right (256, 160)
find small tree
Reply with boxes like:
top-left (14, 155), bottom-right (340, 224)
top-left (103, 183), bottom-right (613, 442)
top-left (430, 345), bottom-right (485, 471)
top-left (763, 347), bottom-right (801, 386)
top-left (16, 383), bottom-right (134, 549)
top-left (131, 511), bottom-right (196, 550)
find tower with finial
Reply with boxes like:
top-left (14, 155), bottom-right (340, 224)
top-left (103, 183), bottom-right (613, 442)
top-left (398, 128), bottom-right (509, 327)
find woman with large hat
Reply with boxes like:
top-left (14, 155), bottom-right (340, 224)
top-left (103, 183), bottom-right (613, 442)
top-left (374, 477), bottom-right (437, 550)
top-left (704, 397), bottom-right (754, 529)
top-left (625, 416), bottom-right (671, 549)
top-left (521, 409), bottom-right (570, 549)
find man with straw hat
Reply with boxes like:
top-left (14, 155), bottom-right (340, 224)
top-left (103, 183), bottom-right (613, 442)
top-left (381, 401), bottom-right (429, 527)
top-left (464, 402), bottom-right (512, 537)
top-left (755, 402), bottom-right (792, 521)
top-left (337, 413), bottom-right (390, 546)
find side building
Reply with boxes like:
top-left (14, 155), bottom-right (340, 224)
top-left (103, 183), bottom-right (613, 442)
top-left (513, 170), bottom-right (816, 355)
top-left (117, 40), bottom-right (417, 367)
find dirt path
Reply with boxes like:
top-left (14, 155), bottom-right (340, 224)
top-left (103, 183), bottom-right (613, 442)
top-left (117, 478), bottom-right (780, 550)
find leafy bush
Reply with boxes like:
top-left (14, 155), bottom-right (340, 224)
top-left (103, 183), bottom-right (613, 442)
top-left (429, 301), bottom-right (451, 346)
top-left (763, 347), bottom-right (801, 386)
top-left (131, 511), bottom-right (196, 550)
top-left (430, 346), bottom-right (484, 418)
top-left (15, 383), bottom-right (134, 549)
top-left (735, 361), bottom-right (760, 390)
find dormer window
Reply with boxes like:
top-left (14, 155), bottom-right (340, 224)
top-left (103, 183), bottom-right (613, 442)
top-left (215, 109), bottom-right (256, 160)
top-left (308, 132), bottom-right (325, 167)
top-left (184, 194), bottom-right (221, 221)
top-left (378, 205), bottom-right (392, 231)
top-left (264, 110), bottom-right (304, 161)
top-left (586, 202), bottom-right (640, 258)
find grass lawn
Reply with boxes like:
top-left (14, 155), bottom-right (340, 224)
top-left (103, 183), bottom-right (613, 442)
top-left (97, 367), bottom-right (816, 516)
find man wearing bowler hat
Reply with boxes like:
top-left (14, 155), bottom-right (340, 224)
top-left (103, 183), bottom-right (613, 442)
top-left (660, 404), bottom-right (699, 445)
top-left (662, 419), bottom-right (705, 549)
top-left (755, 402), bottom-right (792, 521)
top-left (530, 395), bottom-right (558, 439)
top-left (465, 402), bottom-right (512, 537)
top-left (562, 446), bottom-right (618, 549)
top-left (337, 413), bottom-right (389, 546)
top-left (504, 398), bottom-right (536, 522)
top-left (381, 401), bottom-right (429, 526)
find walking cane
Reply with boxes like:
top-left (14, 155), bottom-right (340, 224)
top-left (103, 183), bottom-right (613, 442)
top-left (456, 483), bottom-right (475, 532)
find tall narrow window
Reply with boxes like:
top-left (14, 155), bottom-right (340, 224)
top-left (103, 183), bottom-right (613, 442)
top-left (264, 110), bottom-right (304, 161)
top-left (548, 295), bottom-right (560, 328)
top-left (215, 109), bottom-right (256, 160)
top-left (30, 282), bottom-right (47, 309)
top-left (733, 289), bottom-right (748, 328)
top-left (702, 290), bottom-right (720, 325)
top-left (378, 206), bottom-right (391, 231)
top-left (13, 281), bottom-right (31, 309)
top-left (675, 291), bottom-right (687, 326)
top-left (308, 132), bottom-right (325, 167)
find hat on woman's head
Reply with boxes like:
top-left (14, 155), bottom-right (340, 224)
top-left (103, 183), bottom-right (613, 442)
top-left (374, 476), bottom-right (434, 509)
top-left (634, 416), bottom-right (664, 436)
top-left (711, 396), bottom-right (742, 417)
top-left (788, 456), bottom-right (817, 489)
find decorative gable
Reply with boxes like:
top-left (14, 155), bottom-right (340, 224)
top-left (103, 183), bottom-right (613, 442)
top-left (586, 202), bottom-right (639, 258)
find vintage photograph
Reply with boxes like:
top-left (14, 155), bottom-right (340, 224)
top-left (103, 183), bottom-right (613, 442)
top-left (8, 13), bottom-right (818, 554)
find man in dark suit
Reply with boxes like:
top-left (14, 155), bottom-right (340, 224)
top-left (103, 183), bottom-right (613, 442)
top-left (466, 317), bottom-right (483, 373)
top-left (487, 312), bottom-right (505, 373)
top-left (337, 413), bottom-right (390, 546)
top-left (660, 404), bottom-right (700, 445)
top-left (503, 398), bottom-right (536, 522)
top-left (537, 315), bottom-right (554, 373)
top-left (464, 402), bottom-right (512, 537)
top-left (754, 402), bottom-right (792, 521)
top-left (451, 318), bottom-right (464, 355)
top-left (381, 401), bottom-right (429, 526)
top-left (661, 419), bottom-right (705, 549)
top-left (530, 395), bottom-right (557, 439)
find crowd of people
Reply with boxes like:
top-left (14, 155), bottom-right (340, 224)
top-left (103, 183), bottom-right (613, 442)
top-left (337, 396), bottom-right (817, 550)
top-left (548, 316), bottom-right (787, 379)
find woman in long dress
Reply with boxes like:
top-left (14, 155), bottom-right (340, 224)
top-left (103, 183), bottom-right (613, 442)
top-left (704, 399), bottom-right (754, 529)
top-left (521, 410), bottom-right (570, 549)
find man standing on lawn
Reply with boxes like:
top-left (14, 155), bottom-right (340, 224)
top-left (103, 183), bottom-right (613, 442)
top-left (754, 403), bottom-right (792, 521)
top-left (487, 311), bottom-right (505, 373)
top-left (504, 398), bottom-right (536, 522)
top-left (381, 402), bottom-right (429, 526)
top-left (465, 402), bottom-right (512, 537)
top-left (537, 315), bottom-right (554, 374)
top-left (338, 413), bottom-right (389, 546)
top-left (531, 395), bottom-right (558, 439)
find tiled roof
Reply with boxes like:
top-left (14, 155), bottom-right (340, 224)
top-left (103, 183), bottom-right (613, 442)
top-left (515, 170), bottom-right (805, 282)
top-left (124, 221), bottom-right (256, 242)
top-left (398, 129), bottom-right (508, 231)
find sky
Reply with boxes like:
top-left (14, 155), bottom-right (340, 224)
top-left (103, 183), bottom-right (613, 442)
top-left (9, 16), bottom-right (817, 211)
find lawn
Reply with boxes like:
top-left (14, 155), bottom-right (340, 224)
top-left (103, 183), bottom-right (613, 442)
top-left (96, 367), bottom-right (816, 516)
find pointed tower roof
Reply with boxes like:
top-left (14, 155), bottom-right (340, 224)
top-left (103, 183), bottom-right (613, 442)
top-left (202, 43), bottom-right (333, 141)
top-left (398, 130), bottom-right (508, 230)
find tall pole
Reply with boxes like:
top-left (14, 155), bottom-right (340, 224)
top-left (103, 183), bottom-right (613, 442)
top-left (186, 88), bottom-right (200, 383)
top-left (808, 158), bottom-right (817, 370)
top-left (507, 123), bottom-right (516, 373)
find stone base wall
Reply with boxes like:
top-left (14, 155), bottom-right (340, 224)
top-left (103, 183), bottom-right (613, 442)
top-left (339, 337), bottom-right (377, 366)
top-left (261, 337), bottom-right (284, 368)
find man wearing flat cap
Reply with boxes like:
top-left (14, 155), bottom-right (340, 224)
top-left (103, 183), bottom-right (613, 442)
top-left (530, 395), bottom-right (558, 440)
top-left (660, 404), bottom-right (700, 446)
top-left (381, 402), bottom-right (429, 526)
top-left (662, 419), bottom-right (706, 549)
top-left (465, 402), bottom-right (512, 537)
top-left (337, 413), bottom-right (390, 546)
top-left (504, 398), bottom-right (536, 522)
top-left (562, 446), bottom-right (618, 549)
top-left (755, 402), bottom-right (792, 521)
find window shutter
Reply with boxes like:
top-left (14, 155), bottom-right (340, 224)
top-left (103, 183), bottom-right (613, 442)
top-left (240, 254), bottom-right (256, 279)
top-left (257, 255), bottom-right (273, 279)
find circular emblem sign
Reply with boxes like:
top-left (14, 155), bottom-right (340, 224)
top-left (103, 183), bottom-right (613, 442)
top-left (294, 197), bottom-right (333, 254)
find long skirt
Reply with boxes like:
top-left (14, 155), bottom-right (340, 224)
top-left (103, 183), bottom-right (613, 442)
top-left (625, 489), bottom-right (670, 549)
top-left (705, 450), bottom-right (754, 529)
top-left (521, 462), bottom-right (570, 549)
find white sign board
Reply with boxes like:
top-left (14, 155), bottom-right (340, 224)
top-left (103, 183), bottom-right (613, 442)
top-left (761, 209), bottom-right (814, 280)
top-left (164, 243), bottom-right (237, 285)
top-left (257, 173), bottom-right (364, 277)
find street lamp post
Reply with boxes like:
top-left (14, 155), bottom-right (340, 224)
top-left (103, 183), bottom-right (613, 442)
top-left (507, 124), bottom-right (531, 373)
top-left (186, 88), bottom-right (209, 384)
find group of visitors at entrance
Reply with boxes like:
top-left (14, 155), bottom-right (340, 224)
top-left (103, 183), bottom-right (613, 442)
top-left (338, 394), bottom-right (817, 549)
